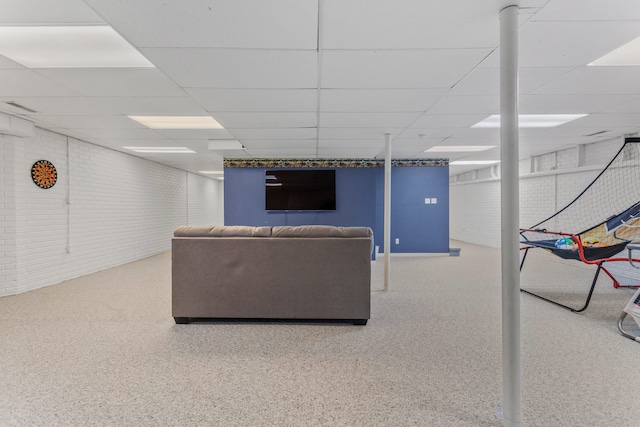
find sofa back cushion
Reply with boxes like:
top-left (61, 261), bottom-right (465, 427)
top-left (272, 225), bottom-right (373, 238)
top-left (174, 225), bottom-right (272, 237)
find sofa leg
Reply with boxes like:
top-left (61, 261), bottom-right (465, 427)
top-left (174, 317), bottom-right (190, 324)
top-left (353, 319), bottom-right (368, 325)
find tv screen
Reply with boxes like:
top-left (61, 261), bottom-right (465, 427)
top-left (265, 170), bottom-right (336, 211)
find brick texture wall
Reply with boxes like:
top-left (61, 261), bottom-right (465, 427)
top-left (2, 127), bottom-right (223, 296)
top-left (187, 173), bottom-right (223, 226)
top-left (0, 135), bottom-right (17, 296)
top-left (450, 138), bottom-right (624, 248)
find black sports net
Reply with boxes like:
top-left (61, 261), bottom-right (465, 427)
top-left (521, 138), bottom-right (640, 252)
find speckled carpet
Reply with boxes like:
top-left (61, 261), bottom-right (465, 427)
top-left (1, 241), bottom-right (639, 426)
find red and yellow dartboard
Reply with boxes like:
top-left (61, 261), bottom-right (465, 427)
top-left (31, 160), bottom-right (57, 189)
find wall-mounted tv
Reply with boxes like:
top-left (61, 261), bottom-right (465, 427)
top-left (265, 170), bottom-right (336, 211)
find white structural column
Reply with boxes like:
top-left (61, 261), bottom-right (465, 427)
top-left (384, 133), bottom-right (392, 291)
top-left (500, 5), bottom-right (522, 426)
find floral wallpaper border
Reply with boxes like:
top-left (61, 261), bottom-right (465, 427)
top-left (224, 158), bottom-right (449, 168)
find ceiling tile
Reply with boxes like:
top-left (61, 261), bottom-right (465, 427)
top-left (241, 139), bottom-right (316, 149)
top-left (64, 128), bottom-right (169, 139)
top-left (228, 128), bottom-right (317, 140)
top-left (320, 112), bottom-right (421, 128)
top-left (442, 127), bottom-right (500, 139)
top-left (85, 0), bottom-right (317, 49)
top-left (0, 0), bottom-right (105, 24)
top-left (427, 96), bottom-right (499, 114)
top-left (323, 0), bottom-right (501, 49)
top-left (212, 112), bottom-right (317, 129)
top-left (154, 129), bottom-right (235, 140)
top-left (520, 94), bottom-right (639, 114)
top-left (449, 66), bottom-right (575, 96)
top-left (92, 138), bottom-right (172, 147)
top-left (1, 0), bottom-right (637, 173)
top-left (534, 67), bottom-right (640, 95)
top-left (37, 68), bottom-right (185, 97)
top-left (562, 113), bottom-right (640, 128)
top-left (0, 96), bottom-right (118, 116)
top-left (246, 148), bottom-right (317, 158)
top-left (396, 128), bottom-right (458, 139)
top-left (94, 96), bottom-right (209, 116)
top-left (391, 147), bottom-right (430, 158)
top-left (317, 147), bottom-right (381, 158)
top-left (483, 21), bottom-right (640, 67)
top-left (392, 136), bottom-right (444, 146)
top-left (602, 97), bottom-right (640, 113)
top-left (410, 114), bottom-right (487, 129)
top-left (318, 139), bottom-right (383, 149)
top-left (186, 88), bottom-right (317, 112)
top-left (531, 0), bottom-right (640, 21)
top-left (0, 54), bottom-right (24, 69)
top-left (318, 127), bottom-right (405, 140)
top-left (142, 48), bottom-right (317, 89)
top-left (320, 89), bottom-right (447, 112)
top-left (31, 115), bottom-right (143, 129)
top-left (0, 70), bottom-right (79, 96)
top-left (322, 49), bottom-right (491, 89)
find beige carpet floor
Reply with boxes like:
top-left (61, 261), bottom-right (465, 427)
top-left (1, 241), bottom-right (639, 426)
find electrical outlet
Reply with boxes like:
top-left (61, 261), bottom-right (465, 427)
top-left (431, 198), bottom-right (437, 204)
top-left (424, 198), bottom-right (431, 204)
top-left (395, 238), bottom-right (399, 244)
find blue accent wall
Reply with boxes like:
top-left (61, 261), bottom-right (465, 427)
top-left (388, 166), bottom-right (450, 253)
top-left (224, 164), bottom-right (449, 253)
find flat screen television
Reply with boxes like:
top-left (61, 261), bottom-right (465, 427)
top-left (265, 170), bottom-right (336, 211)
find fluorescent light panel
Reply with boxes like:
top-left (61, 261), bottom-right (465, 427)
top-left (589, 36), bottom-right (640, 66)
top-left (472, 114), bottom-right (587, 128)
top-left (425, 145), bottom-right (495, 153)
top-left (124, 146), bottom-right (195, 153)
top-left (129, 116), bottom-right (223, 129)
top-left (0, 26), bottom-right (153, 68)
top-left (198, 171), bottom-right (224, 175)
top-left (450, 160), bottom-right (500, 165)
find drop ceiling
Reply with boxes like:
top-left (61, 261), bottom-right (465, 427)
top-left (1, 0), bottom-right (640, 176)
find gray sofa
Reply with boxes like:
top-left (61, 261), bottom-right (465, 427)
top-left (172, 225), bottom-right (373, 325)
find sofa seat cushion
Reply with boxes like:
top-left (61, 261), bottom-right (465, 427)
top-left (174, 225), bottom-right (272, 237)
top-left (272, 225), bottom-right (373, 238)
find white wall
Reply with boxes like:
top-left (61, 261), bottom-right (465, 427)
top-left (1, 127), bottom-right (223, 296)
top-left (0, 134), bottom-right (18, 295)
top-left (450, 138), bottom-right (624, 248)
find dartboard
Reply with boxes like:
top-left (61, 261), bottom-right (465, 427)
top-left (31, 160), bottom-right (57, 189)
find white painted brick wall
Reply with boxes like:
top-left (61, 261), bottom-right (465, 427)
top-left (2, 127), bottom-right (223, 296)
top-left (14, 129), bottom-right (69, 294)
top-left (534, 152), bottom-right (556, 172)
top-left (519, 175), bottom-right (556, 228)
top-left (584, 139), bottom-right (621, 166)
top-left (556, 147), bottom-right (577, 170)
top-left (187, 173), bottom-right (224, 226)
top-left (450, 180), bottom-right (501, 247)
top-left (451, 137), bottom-right (626, 248)
top-left (0, 135), bottom-right (17, 296)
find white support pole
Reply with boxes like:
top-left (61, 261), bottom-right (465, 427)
top-left (384, 133), bottom-right (392, 292)
top-left (500, 5), bottom-right (522, 426)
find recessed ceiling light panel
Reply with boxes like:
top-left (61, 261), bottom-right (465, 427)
top-left (129, 116), bottom-right (223, 129)
top-left (0, 26), bottom-right (154, 68)
top-left (472, 114), bottom-right (587, 128)
top-left (589, 36), bottom-right (640, 66)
